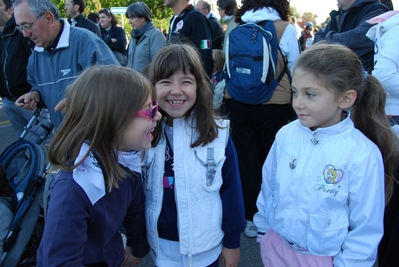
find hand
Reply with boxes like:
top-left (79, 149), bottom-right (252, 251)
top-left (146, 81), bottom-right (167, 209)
top-left (15, 92), bottom-right (40, 110)
top-left (111, 38), bottom-right (117, 43)
top-left (122, 246), bottom-right (142, 266)
top-left (54, 98), bottom-right (66, 113)
top-left (221, 247), bottom-right (240, 267)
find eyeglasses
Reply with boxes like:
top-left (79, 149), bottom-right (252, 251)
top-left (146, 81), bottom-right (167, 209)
top-left (16, 12), bottom-right (45, 33)
top-left (137, 101), bottom-right (159, 120)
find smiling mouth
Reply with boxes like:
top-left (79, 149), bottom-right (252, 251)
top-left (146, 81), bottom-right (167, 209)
top-left (169, 100), bottom-right (184, 105)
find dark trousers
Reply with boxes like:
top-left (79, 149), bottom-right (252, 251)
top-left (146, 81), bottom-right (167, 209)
top-left (229, 100), bottom-right (290, 220)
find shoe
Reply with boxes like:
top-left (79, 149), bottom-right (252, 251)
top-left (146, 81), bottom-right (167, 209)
top-left (245, 220), bottom-right (257, 238)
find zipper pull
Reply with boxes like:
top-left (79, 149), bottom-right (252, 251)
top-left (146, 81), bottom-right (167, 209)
top-left (311, 131), bottom-right (319, 145)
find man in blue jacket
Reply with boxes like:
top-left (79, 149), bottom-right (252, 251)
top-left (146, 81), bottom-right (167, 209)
top-left (13, 0), bottom-right (118, 130)
top-left (313, 0), bottom-right (388, 72)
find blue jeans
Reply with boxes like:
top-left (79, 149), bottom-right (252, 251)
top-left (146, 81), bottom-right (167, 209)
top-left (2, 97), bottom-right (51, 139)
top-left (2, 97), bottom-right (34, 137)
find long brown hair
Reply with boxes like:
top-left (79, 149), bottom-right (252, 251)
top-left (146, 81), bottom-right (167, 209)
top-left (47, 65), bottom-right (156, 191)
top-left (295, 43), bottom-right (399, 203)
top-left (147, 44), bottom-right (221, 148)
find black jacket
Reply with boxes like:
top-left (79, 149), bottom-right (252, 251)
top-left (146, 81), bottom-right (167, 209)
top-left (313, 0), bottom-right (388, 72)
top-left (0, 15), bottom-right (34, 99)
top-left (208, 13), bottom-right (224, 50)
top-left (168, 5), bottom-right (214, 77)
top-left (67, 13), bottom-right (101, 37)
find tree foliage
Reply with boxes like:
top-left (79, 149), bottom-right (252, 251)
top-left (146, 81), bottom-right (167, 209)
top-left (53, 0), bottom-right (173, 31)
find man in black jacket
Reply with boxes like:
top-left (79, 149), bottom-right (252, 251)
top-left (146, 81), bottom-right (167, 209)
top-left (196, 1), bottom-right (224, 50)
top-left (65, 0), bottom-right (100, 37)
top-left (0, 0), bottom-right (36, 137)
top-left (165, 0), bottom-right (214, 77)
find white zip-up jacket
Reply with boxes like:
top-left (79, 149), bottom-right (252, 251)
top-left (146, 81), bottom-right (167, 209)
top-left (366, 12), bottom-right (399, 116)
top-left (254, 115), bottom-right (385, 267)
top-left (143, 117), bottom-right (229, 257)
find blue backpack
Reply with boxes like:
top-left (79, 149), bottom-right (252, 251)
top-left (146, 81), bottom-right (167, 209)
top-left (225, 20), bottom-right (288, 105)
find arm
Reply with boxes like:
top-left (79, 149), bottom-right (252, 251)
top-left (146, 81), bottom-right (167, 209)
top-left (371, 26), bottom-right (399, 99)
top-left (253, 142), bottom-right (278, 241)
top-left (333, 150), bottom-right (385, 266)
top-left (149, 31), bottom-right (166, 61)
top-left (220, 138), bottom-right (245, 266)
top-left (108, 27), bottom-right (127, 52)
top-left (77, 33), bottom-right (120, 68)
top-left (38, 176), bottom-right (90, 266)
top-left (213, 78), bottom-right (225, 110)
top-left (15, 91), bottom-right (40, 110)
top-left (185, 12), bottom-right (214, 77)
top-left (123, 174), bottom-right (149, 259)
top-left (279, 24), bottom-right (300, 73)
top-left (323, 8), bottom-right (388, 57)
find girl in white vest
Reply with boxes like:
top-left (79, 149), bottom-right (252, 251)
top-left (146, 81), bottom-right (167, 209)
top-left (254, 43), bottom-right (399, 267)
top-left (144, 44), bottom-right (246, 267)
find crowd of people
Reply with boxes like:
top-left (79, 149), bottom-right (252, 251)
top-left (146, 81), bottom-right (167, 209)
top-left (1, 0), bottom-right (399, 266)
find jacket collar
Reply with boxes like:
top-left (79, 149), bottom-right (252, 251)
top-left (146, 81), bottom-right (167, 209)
top-left (2, 15), bottom-right (16, 36)
top-left (34, 18), bottom-right (70, 52)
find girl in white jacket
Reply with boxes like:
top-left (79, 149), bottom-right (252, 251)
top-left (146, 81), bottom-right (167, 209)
top-left (254, 43), bottom-right (399, 267)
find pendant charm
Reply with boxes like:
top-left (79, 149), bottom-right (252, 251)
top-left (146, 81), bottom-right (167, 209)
top-left (289, 157), bottom-right (296, 169)
top-left (311, 138), bottom-right (319, 145)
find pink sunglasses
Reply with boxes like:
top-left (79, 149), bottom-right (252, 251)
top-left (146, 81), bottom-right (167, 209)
top-left (136, 101), bottom-right (159, 120)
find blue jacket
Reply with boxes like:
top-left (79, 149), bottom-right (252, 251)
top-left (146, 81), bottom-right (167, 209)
top-left (28, 19), bottom-right (119, 130)
top-left (313, 0), bottom-right (389, 72)
top-left (37, 167), bottom-right (149, 266)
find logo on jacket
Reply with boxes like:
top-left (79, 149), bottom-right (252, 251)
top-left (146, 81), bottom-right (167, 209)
top-left (61, 69), bottom-right (71, 76)
top-left (323, 165), bottom-right (343, 184)
top-left (176, 20), bottom-right (183, 31)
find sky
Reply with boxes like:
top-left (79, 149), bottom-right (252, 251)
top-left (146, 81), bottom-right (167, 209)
top-left (290, 0), bottom-right (399, 24)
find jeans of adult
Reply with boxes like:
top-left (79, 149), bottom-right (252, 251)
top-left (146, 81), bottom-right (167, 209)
top-left (2, 97), bottom-right (52, 142)
top-left (2, 96), bottom-right (34, 137)
top-left (229, 100), bottom-right (290, 221)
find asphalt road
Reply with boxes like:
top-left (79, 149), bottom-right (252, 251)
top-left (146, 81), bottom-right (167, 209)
top-left (0, 98), bottom-right (263, 267)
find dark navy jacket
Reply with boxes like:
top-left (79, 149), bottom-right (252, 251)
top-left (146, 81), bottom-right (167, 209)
top-left (168, 5), bottom-right (214, 77)
top-left (0, 15), bottom-right (34, 100)
top-left (313, 0), bottom-right (389, 72)
top-left (37, 167), bottom-right (149, 266)
top-left (67, 13), bottom-right (101, 37)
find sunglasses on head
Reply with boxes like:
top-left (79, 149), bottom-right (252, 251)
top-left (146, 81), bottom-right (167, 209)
top-left (136, 101), bottom-right (158, 120)
top-left (101, 8), bottom-right (111, 15)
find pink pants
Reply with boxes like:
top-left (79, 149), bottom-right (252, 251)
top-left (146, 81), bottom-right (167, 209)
top-left (259, 230), bottom-right (333, 267)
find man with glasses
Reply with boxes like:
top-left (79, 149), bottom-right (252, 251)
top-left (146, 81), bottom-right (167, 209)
top-left (195, 1), bottom-right (224, 49)
top-left (65, 0), bottom-right (100, 37)
top-left (0, 0), bottom-right (36, 137)
top-left (13, 0), bottom-right (119, 131)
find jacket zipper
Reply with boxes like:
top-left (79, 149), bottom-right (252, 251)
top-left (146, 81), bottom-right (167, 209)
top-left (3, 51), bottom-right (12, 96)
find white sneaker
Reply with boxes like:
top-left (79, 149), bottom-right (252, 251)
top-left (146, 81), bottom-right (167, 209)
top-left (244, 220), bottom-right (257, 238)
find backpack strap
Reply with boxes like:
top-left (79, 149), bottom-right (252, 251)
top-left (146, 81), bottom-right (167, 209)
top-left (273, 20), bottom-right (291, 84)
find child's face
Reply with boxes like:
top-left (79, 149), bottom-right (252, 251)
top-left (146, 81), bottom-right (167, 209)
top-left (155, 70), bottom-right (197, 126)
top-left (119, 95), bottom-right (161, 151)
top-left (291, 69), bottom-right (343, 131)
